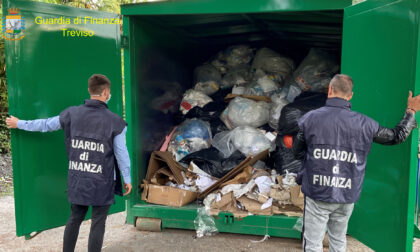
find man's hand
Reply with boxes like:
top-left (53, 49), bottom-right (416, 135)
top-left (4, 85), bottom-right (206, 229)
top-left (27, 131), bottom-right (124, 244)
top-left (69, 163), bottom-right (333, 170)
top-left (407, 91), bottom-right (420, 114)
top-left (6, 116), bottom-right (19, 129)
top-left (123, 183), bottom-right (132, 196)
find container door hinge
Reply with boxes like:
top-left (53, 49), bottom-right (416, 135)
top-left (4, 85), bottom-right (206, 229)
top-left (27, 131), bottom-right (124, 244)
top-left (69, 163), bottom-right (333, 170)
top-left (121, 35), bottom-right (129, 49)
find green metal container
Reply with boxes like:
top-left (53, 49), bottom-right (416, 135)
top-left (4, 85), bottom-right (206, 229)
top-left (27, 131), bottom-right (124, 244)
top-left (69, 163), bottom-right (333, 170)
top-left (4, 0), bottom-right (420, 251)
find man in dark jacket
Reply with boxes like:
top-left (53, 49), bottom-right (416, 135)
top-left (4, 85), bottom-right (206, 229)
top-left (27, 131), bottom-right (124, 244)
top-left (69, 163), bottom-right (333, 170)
top-left (6, 74), bottom-right (131, 252)
top-left (292, 74), bottom-right (420, 252)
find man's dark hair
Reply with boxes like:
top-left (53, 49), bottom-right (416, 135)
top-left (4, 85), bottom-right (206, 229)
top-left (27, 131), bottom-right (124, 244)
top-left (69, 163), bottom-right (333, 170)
top-left (330, 74), bottom-right (353, 96)
top-left (88, 74), bottom-right (111, 95)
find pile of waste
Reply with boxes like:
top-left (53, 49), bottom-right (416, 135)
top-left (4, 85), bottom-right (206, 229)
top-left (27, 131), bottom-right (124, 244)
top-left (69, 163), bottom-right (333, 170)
top-left (140, 44), bottom-right (339, 237)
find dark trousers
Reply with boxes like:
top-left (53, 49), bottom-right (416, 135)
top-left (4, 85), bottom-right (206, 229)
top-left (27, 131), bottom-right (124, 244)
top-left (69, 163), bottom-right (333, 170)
top-left (63, 204), bottom-right (111, 252)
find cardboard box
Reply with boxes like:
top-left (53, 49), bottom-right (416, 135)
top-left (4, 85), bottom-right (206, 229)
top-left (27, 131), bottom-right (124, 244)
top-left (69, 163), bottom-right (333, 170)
top-left (142, 184), bottom-right (197, 207)
top-left (146, 151), bottom-right (185, 184)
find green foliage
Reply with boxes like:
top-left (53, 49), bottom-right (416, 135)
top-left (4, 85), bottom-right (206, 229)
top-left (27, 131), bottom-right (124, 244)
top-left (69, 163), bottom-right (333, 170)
top-left (0, 2), bottom-right (10, 154)
top-left (0, 0), bottom-right (142, 154)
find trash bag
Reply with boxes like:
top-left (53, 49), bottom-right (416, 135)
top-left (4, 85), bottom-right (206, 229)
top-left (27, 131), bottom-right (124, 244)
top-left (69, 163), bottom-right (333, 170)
top-left (193, 64), bottom-right (222, 95)
top-left (293, 48), bottom-right (340, 93)
top-left (212, 126), bottom-right (275, 158)
top-left (224, 45), bottom-right (254, 67)
top-left (245, 74), bottom-right (281, 97)
top-left (272, 135), bottom-right (302, 175)
top-left (251, 47), bottom-right (294, 82)
top-left (220, 97), bottom-right (270, 129)
top-left (277, 92), bottom-right (327, 135)
top-left (180, 89), bottom-right (213, 115)
top-left (168, 119), bottom-right (213, 161)
top-left (269, 92), bottom-right (289, 130)
top-left (149, 81), bottom-right (183, 114)
top-left (210, 51), bottom-right (229, 75)
top-left (194, 207), bottom-right (218, 238)
top-left (184, 101), bottom-right (229, 135)
top-left (285, 84), bottom-right (302, 103)
top-left (180, 147), bottom-right (246, 178)
top-left (221, 64), bottom-right (251, 89)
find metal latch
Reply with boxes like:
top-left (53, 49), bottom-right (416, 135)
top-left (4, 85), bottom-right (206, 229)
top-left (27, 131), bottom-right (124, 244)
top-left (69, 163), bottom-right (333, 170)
top-left (121, 35), bottom-right (129, 49)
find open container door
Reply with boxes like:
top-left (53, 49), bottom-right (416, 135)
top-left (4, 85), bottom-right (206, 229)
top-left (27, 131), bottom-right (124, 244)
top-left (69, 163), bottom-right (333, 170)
top-left (342, 0), bottom-right (419, 251)
top-left (3, 0), bottom-right (124, 238)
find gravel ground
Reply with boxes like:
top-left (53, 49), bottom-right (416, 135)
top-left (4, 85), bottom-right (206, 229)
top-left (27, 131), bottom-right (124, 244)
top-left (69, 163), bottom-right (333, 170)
top-left (0, 195), bottom-right (375, 252)
top-left (0, 154), bottom-right (13, 195)
top-left (0, 154), bottom-right (418, 252)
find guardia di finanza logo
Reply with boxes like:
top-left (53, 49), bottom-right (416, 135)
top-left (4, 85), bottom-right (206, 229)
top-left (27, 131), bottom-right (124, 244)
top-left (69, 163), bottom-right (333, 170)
top-left (2, 8), bottom-right (25, 41)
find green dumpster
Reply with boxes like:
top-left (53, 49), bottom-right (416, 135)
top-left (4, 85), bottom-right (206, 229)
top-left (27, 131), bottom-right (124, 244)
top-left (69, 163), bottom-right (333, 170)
top-left (4, 0), bottom-right (420, 251)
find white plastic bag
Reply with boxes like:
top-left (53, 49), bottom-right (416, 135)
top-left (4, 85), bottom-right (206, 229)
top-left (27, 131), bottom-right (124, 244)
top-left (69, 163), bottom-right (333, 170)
top-left (212, 126), bottom-right (275, 158)
top-left (220, 97), bottom-right (270, 129)
top-left (180, 89), bottom-right (213, 115)
top-left (269, 92), bottom-right (290, 129)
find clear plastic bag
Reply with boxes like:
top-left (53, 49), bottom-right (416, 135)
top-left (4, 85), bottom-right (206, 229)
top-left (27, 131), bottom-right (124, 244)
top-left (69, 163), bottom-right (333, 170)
top-left (224, 45), bottom-right (254, 67)
top-left (293, 48), bottom-right (340, 92)
top-left (194, 64), bottom-right (221, 95)
top-left (268, 93), bottom-right (290, 130)
top-left (251, 48), bottom-right (294, 81)
top-left (194, 207), bottom-right (218, 238)
top-left (245, 75), bottom-right (281, 97)
top-left (220, 97), bottom-right (270, 129)
top-left (221, 64), bottom-right (251, 88)
top-left (212, 126), bottom-right (275, 158)
top-left (168, 119), bottom-right (212, 161)
top-left (293, 217), bottom-right (303, 232)
top-left (180, 89), bottom-right (213, 115)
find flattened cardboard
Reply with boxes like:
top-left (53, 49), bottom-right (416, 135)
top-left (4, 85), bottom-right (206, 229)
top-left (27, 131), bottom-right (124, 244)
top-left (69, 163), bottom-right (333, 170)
top-left (273, 205), bottom-right (303, 217)
top-left (224, 94), bottom-right (272, 103)
top-left (238, 196), bottom-right (273, 216)
top-left (220, 166), bottom-right (252, 187)
top-left (290, 185), bottom-right (304, 210)
top-left (142, 184), bottom-right (197, 207)
top-left (146, 151), bottom-right (185, 184)
top-left (199, 150), bottom-right (269, 199)
top-left (211, 192), bottom-right (236, 211)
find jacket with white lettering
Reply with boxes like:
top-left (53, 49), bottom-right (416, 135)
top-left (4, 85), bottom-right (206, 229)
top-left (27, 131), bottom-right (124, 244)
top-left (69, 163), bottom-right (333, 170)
top-left (59, 99), bottom-right (126, 206)
top-left (297, 98), bottom-right (379, 203)
top-left (294, 98), bottom-right (417, 203)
